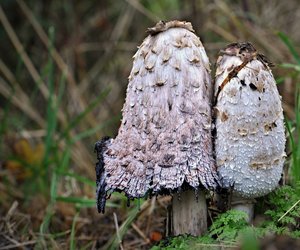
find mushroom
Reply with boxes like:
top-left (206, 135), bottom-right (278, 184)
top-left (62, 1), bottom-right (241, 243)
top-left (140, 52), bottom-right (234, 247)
top-left (95, 20), bottom-right (218, 236)
top-left (214, 42), bottom-right (286, 221)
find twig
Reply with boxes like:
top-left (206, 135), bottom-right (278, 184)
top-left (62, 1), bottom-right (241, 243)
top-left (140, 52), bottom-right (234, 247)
top-left (113, 213), bottom-right (124, 250)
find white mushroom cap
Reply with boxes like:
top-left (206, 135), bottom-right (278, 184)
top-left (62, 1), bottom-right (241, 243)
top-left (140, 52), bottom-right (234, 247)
top-left (214, 42), bottom-right (286, 199)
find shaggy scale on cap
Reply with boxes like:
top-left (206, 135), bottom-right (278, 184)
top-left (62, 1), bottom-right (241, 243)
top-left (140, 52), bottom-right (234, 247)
top-left (214, 42), bottom-right (286, 199)
top-left (95, 20), bottom-right (218, 213)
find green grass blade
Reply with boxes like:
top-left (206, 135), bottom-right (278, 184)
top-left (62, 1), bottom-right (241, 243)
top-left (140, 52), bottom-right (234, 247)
top-left (60, 87), bottom-right (110, 140)
top-left (278, 32), bottom-right (300, 65)
top-left (80, 241), bottom-right (94, 250)
top-left (57, 73), bottom-right (66, 108)
top-left (56, 196), bottom-right (120, 208)
top-left (50, 230), bottom-right (71, 239)
top-left (294, 86), bottom-right (300, 183)
top-left (39, 26), bottom-right (58, 239)
top-left (70, 211), bottom-right (79, 250)
top-left (39, 203), bottom-right (55, 234)
top-left (59, 171), bottom-right (95, 187)
top-left (42, 26), bottom-right (57, 176)
top-left (0, 89), bottom-right (13, 154)
top-left (279, 63), bottom-right (300, 72)
top-left (70, 116), bottom-right (119, 144)
top-left (285, 119), bottom-right (295, 154)
top-left (57, 147), bottom-right (71, 174)
top-left (50, 171), bottom-right (58, 201)
top-left (102, 199), bottom-right (145, 250)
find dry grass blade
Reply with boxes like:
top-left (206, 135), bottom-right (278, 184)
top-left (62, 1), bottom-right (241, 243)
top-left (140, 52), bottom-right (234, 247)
top-left (4, 201), bottom-right (19, 236)
top-left (0, 66), bottom-right (30, 107)
top-left (101, 200), bottom-right (150, 250)
top-left (0, 3), bottom-right (95, 173)
top-left (79, 3), bottom-right (135, 93)
top-left (125, 0), bottom-right (160, 22)
top-left (131, 222), bottom-right (150, 244)
top-left (214, 0), bottom-right (245, 39)
top-left (113, 213), bottom-right (124, 250)
top-left (0, 77), bottom-right (45, 127)
top-left (0, 59), bottom-right (46, 126)
top-left (16, 0), bottom-right (75, 86)
top-left (0, 5), bottom-right (49, 99)
top-left (206, 21), bottom-right (238, 42)
top-left (5, 201), bottom-right (18, 221)
top-left (0, 240), bottom-right (36, 250)
top-left (20, 130), bottom-right (46, 139)
top-left (278, 199), bottom-right (300, 222)
top-left (194, 242), bottom-right (239, 248)
top-left (16, 0), bottom-right (97, 129)
top-left (212, 0), bottom-right (287, 61)
top-left (243, 23), bottom-right (286, 60)
top-left (0, 5), bottom-right (67, 126)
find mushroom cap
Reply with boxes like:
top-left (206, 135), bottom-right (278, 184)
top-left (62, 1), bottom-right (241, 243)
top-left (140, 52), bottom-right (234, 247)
top-left (214, 42), bottom-right (286, 199)
top-left (95, 21), bottom-right (218, 212)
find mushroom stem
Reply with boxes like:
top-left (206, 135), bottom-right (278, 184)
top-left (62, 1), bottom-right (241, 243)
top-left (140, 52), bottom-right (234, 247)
top-left (231, 197), bottom-right (255, 223)
top-left (171, 189), bottom-right (207, 236)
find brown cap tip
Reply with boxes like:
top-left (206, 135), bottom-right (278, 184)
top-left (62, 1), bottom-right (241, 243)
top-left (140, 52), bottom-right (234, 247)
top-left (220, 42), bottom-right (257, 60)
top-left (146, 20), bottom-right (195, 35)
top-left (220, 42), bottom-right (274, 67)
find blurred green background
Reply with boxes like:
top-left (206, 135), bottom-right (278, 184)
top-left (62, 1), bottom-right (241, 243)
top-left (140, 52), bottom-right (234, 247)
top-left (0, 0), bottom-right (300, 249)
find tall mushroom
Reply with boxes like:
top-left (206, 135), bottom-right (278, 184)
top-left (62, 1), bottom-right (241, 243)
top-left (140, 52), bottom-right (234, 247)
top-left (214, 42), bottom-right (286, 220)
top-left (95, 20), bottom-right (218, 236)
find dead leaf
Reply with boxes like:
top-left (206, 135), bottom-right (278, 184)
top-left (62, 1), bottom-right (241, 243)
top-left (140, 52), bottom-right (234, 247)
top-left (4, 139), bottom-right (45, 180)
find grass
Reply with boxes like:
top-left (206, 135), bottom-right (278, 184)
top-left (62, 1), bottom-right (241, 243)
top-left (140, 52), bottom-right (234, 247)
top-left (70, 211), bottom-right (79, 250)
top-left (279, 32), bottom-right (300, 185)
top-left (0, 0), bottom-right (300, 249)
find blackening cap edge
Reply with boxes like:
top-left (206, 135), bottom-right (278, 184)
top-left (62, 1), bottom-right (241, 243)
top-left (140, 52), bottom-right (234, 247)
top-left (95, 137), bottom-right (110, 213)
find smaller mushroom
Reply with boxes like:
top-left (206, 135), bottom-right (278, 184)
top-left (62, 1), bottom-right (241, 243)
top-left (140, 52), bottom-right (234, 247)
top-left (214, 42), bottom-right (286, 221)
top-left (95, 20), bottom-right (219, 236)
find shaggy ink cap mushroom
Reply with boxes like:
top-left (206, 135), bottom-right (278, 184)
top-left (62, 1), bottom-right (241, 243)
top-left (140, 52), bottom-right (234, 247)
top-left (214, 42), bottom-right (286, 199)
top-left (95, 20), bottom-right (218, 213)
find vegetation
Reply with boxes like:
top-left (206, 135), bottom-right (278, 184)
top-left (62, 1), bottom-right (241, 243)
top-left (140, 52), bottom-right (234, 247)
top-left (0, 0), bottom-right (300, 249)
top-left (153, 183), bottom-right (300, 249)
